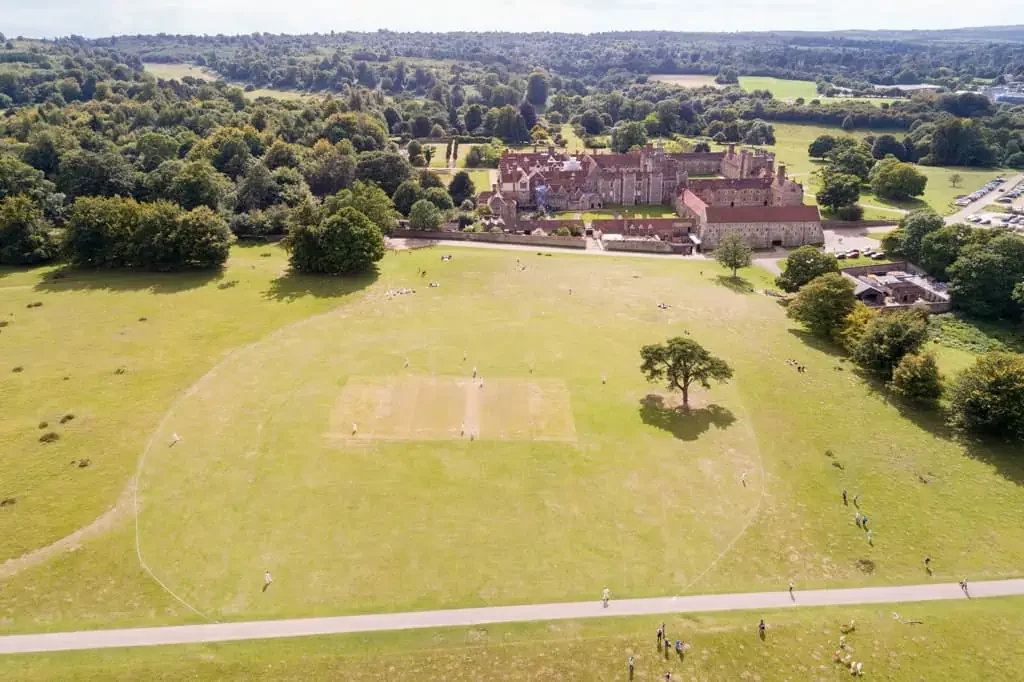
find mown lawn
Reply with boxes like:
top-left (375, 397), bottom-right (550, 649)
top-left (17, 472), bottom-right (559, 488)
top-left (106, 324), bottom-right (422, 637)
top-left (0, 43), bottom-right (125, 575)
top-left (2, 246), bottom-right (1023, 635)
top-left (3, 597), bottom-right (1023, 680)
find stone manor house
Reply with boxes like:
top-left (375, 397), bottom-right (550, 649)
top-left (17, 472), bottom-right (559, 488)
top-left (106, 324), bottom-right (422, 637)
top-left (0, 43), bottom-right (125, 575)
top-left (476, 143), bottom-right (823, 249)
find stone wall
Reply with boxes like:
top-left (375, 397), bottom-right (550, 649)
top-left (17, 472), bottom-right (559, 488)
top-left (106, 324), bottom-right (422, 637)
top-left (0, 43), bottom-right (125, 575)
top-left (389, 229), bottom-right (586, 249)
top-left (603, 239), bottom-right (674, 253)
top-left (699, 220), bottom-right (824, 249)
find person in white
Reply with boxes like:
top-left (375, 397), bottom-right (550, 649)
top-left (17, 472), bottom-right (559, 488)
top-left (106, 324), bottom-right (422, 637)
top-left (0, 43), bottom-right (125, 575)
top-left (602, 587), bottom-right (610, 607)
top-left (352, 423), bottom-right (358, 435)
top-left (170, 433), bottom-right (181, 447)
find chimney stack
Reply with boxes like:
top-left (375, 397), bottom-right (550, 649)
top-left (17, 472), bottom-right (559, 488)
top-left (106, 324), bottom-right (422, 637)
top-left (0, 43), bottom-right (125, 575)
top-left (728, 143), bottom-right (736, 155)
top-left (777, 164), bottom-right (787, 183)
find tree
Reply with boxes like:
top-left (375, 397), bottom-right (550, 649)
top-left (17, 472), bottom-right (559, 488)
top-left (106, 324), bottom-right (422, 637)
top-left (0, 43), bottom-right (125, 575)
top-left (302, 140), bottom-right (356, 197)
top-left (870, 134), bottom-right (905, 161)
top-left (693, 141), bottom-right (711, 153)
top-left (713, 233), bottom-right (752, 277)
top-left (816, 172), bottom-right (861, 212)
top-left (465, 105), bottom-right (484, 133)
top-left (949, 352), bottom-right (1024, 441)
top-left (580, 109), bottom-right (603, 135)
top-left (808, 134), bottom-right (837, 159)
top-left (136, 132), bottom-right (180, 172)
top-left (424, 186), bottom-right (455, 211)
top-left (947, 233), bottom-right (1024, 319)
top-left (287, 206), bottom-right (385, 275)
top-left (519, 101), bottom-right (538, 130)
top-left (918, 223), bottom-right (973, 280)
top-left (448, 171), bottom-right (476, 207)
top-left (0, 195), bottom-right (56, 265)
top-left (392, 179), bottom-right (424, 216)
top-left (839, 302), bottom-right (879, 352)
top-left (354, 151), bottom-right (413, 196)
top-left (851, 309), bottom-right (929, 378)
top-left (161, 206), bottom-right (233, 270)
top-left (787, 272), bottom-right (857, 339)
top-left (639, 337), bottom-right (733, 409)
top-left (235, 162), bottom-right (280, 212)
top-left (57, 149), bottom-right (135, 200)
top-left (949, 173), bottom-right (963, 189)
top-left (169, 160), bottom-right (231, 210)
top-left (826, 144), bottom-right (874, 183)
top-left (869, 157), bottom-right (927, 200)
top-left (423, 146), bottom-right (435, 166)
top-left (928, 118), bottom-right (995, 167)
top-left (891, 352), bottom-right (943, 405)
top-left (881, 210), bottom-right (944, 263)
top-left (841, 115), bottom-right (855, 132)
top-left (408, 199), bottom-right (443, 231)
top-left (776, 246), bottom-right (839, 292)
top-left (324, 181), bottom-right (397, 233)
top-left (610, 121), bottom-right (648, 153)
top-left (527, 71), bottom-right (548, 107)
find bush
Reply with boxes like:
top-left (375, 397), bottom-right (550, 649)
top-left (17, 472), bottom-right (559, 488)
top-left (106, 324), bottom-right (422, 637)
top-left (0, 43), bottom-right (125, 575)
top-left (833, 204), bottom-right (865, 222)
top-left (851, 309), bottom-right (929, 378)
top-left (890, 352), bottom-right (943, 404)
top-left (949, 351), bottom-right (1024, 440)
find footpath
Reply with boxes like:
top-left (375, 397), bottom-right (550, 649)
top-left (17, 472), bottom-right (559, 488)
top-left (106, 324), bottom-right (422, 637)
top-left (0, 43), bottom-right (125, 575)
top-left (2, 579), bottom-right (1022, 654)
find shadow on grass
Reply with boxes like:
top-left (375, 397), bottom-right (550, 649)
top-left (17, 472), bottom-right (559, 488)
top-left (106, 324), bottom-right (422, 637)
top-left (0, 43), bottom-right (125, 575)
top-left (263, 268), bottom-right (378, 301)
top-left (34, 266), bottom-right (223, 295)
top-left (638, 394), bottom-right (736, 441)
top-left (713, 274), bottom-right (756, 295)
top-left (786, 328), bottom-right (848, 359)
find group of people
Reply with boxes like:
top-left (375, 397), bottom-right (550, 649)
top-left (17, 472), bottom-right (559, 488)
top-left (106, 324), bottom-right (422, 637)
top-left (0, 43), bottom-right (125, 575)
top-left (785, 358), bottom-right (807, 374)
top-left (386, 287), bottom-right (416, 297)
top-left (843, 489), bottom-right (874, 545)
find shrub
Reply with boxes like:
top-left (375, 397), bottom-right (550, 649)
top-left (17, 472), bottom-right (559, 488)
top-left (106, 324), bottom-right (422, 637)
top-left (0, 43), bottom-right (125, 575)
top-left (890, 352), bottom-right (943, 404)
top-left (834, 204), bottom-right (865, 222)
top-left (949, 351), bottom-right (1024, 441)
top-left (39, 431), bottom-right (60, 443)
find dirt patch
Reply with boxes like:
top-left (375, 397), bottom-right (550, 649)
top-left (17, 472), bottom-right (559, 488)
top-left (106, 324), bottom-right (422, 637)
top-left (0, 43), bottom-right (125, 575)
top-left (328, 375), bottom-right (575, 442)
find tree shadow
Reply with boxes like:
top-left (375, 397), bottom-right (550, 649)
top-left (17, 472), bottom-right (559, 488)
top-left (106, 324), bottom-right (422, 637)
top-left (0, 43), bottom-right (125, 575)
top-left (786, 328), bottom-right (847, 358)
top-left (263, 268), bottom-right (378, 301)
top-left (638, 394), bottom-right (736, 441)
top-left (33, 266), bottom-right (224, 295)
top-left (713, 274), bottom-right (755, 295)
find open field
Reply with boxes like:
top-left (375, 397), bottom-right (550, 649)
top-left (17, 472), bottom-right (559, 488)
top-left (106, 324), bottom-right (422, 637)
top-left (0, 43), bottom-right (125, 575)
top-left (712, 123), bottom-right (1008, 217)
top-left (143, 62), bottom-right (215, 81)
top-left (560, 124), bottom-right (587, 153)
top-left (142, 63), bottom-right (309, 101)
top-left (3, 245), bottom-right (1024, 637)
top-left (738, 76), bottom-right (818, 100)
top-left (425, 143), bottom-right (449, 168)
top-left (649, 74), bottom-right (721, 88)
top-left (3, 597), bottom-right (1023, 680)
top-left (430, 168), bottom-right (492, 194)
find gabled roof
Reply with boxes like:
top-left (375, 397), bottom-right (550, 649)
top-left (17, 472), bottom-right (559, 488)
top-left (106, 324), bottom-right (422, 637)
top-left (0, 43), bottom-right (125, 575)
top-left (704, 204), bottom-right (820, 224)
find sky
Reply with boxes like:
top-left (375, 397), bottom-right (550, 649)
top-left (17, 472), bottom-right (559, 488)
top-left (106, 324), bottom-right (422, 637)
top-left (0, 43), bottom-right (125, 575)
top-left (2, 0), bottom-right (1024, 39)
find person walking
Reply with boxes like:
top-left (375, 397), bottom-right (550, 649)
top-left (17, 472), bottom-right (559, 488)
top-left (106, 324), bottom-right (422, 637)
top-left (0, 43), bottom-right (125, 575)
top-left (789, 580), bottom-right (795, 599)
top-left (855, 511), bottom-right (862, 527)
top-left (758, 619), bottom-right (766, 638)
top-left (628, 655), bottom-right (635, 679)
top-left (657, 624), bottom-right (664, 646)
top-left (263, 570), bottom-right (273, 592)
top-left (602, 587), bottom-right (610, 608)
top-left (924, 556), bottom-right (932, 574)
top-left (866, 529), bottom-right (873, 545)
top-left (960, 578), bottom-right (969, 597)
top-left (842, 489), bottom-right (848, 505)
top-left (861, 514), bottom-right (868, 529)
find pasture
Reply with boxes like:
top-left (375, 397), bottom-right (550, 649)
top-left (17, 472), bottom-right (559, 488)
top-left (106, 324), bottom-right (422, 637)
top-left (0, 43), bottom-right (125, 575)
top-left (3, 245), bottom-right (1023, 637)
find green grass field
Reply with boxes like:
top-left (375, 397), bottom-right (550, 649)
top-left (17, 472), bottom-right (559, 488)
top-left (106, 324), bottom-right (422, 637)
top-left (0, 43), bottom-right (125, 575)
top-left (738, 77), bottom-right (819, 100)
top-left (426, 143), bottom-right (449, 168)
top-left (712, 122), bottom-right (1007, 218)
top-left (431, 169), bottom-right (492, 195)
top-left (3, 598), bottom-right (1023, 680)
top-left (650, 74), bottom-right (721, 88)
top-left (3, 245), bottom-right (1023, 639)
top-left (143, 62), bottom-right (215, 81)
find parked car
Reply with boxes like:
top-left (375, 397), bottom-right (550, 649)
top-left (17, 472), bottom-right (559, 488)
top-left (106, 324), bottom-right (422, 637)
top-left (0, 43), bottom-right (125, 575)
top-left (871, 253), bottom-right (888, 260)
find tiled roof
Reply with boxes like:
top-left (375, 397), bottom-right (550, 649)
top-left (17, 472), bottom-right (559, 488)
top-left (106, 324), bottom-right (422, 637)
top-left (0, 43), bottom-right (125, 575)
top-left (704, 205), bottom-right (821, 224)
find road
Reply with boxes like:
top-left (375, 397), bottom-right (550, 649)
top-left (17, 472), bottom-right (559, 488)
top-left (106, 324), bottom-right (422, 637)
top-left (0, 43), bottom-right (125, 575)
top-left (389, 237), bottom-right (708, 260)
top-left (1, 579), bottom-right (1021, 655)
top-left (945, 173), bottom-right (1024, 225)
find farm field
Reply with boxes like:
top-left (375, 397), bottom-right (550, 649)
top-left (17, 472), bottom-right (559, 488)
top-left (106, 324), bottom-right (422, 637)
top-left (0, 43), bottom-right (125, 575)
top-left (2, 245), bottom-right (1023, 637)
top-left (3, 597), bottom-right (1023, 680)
